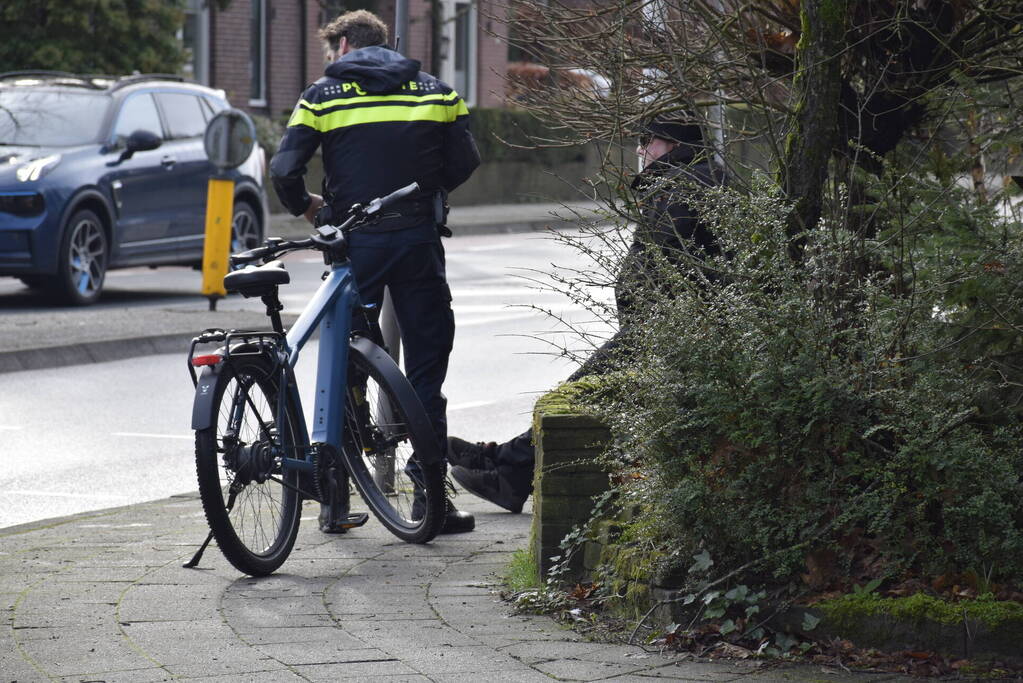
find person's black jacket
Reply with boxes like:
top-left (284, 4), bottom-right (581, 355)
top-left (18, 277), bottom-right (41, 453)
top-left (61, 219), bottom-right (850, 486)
top-left (270, 46), bottom-right (480, 224)
top-left (616, 143), bottom-right (724, 317)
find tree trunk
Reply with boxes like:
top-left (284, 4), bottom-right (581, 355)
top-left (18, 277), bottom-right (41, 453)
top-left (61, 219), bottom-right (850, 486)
top-left (780, 0), bottom-right (849, 258)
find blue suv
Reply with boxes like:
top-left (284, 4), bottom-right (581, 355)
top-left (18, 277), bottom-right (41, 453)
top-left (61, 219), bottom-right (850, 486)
top-left (0, 72), bottom-right (268, 305)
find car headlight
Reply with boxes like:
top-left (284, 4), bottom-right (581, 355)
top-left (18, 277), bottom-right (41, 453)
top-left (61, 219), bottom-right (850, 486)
top-left (16, 154), bottom-right (61, 182)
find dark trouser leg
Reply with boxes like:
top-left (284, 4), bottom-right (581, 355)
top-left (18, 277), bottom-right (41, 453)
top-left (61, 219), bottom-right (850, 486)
top-left (349, 237), bottom-right (454, 456)
top-left (385, 244), bottom-right (454, 454)
top-left (493, 429), bottom-right (535, 498)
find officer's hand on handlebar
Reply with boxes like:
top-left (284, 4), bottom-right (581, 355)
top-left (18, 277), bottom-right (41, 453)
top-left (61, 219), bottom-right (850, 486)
top-left (304, 194), bottom-right (324, 225)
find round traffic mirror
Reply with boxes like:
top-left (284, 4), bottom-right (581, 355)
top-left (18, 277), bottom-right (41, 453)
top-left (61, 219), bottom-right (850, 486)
top-left (204, 109), bottom-right (257, 170)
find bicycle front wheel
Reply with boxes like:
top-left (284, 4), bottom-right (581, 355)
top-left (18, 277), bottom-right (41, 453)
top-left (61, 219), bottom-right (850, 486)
top-left (195, 354), bottom-right (302, 576)
top-left (343, 338), bottom-right (445, 543)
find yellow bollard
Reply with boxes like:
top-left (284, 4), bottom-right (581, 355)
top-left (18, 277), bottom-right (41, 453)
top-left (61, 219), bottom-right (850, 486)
top-left (200, 177), bottom-right (235, 310)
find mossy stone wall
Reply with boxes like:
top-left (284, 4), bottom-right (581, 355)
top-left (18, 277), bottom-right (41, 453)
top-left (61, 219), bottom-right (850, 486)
top-left (530, 411), bottom-right (610, 579)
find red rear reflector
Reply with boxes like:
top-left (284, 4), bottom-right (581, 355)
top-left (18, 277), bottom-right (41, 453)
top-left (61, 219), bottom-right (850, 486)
top-left (191, 354), bottom-right (223, 366)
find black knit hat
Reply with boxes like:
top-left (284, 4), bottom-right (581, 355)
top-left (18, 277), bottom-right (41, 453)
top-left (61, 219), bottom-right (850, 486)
top-left (643, 116), bottom-right (702, 145)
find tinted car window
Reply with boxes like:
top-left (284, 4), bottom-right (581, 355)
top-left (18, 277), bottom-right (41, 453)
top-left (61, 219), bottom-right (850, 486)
top-left (156, 93), bottom-right (206, 139)
top-left (113, 93), bottom-right (163, 143)
top-left (0, 89), bottom-right (109, 146)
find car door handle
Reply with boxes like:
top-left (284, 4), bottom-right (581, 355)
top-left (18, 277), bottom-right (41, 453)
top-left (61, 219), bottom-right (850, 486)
top-left (161, 155), bottom-right (177, 167)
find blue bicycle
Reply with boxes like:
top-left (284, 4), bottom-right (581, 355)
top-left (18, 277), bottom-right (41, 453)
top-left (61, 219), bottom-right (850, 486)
top-left (186, 183), bottom-right (445, 576)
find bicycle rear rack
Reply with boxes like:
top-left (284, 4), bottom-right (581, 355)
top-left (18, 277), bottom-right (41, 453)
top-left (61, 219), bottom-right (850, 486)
top-left (186, 328), bottom-right (287, 386)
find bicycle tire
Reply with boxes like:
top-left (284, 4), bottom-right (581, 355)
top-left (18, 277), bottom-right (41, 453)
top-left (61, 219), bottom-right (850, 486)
top-left (342, 339), bottom-right (445, 543)
top-left (194, 354), bottom-right (302, 575)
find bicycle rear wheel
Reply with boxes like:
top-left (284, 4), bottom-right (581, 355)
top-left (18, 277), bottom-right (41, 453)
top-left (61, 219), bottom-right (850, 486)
top-left (342, 338), bottom-right (445, 543)
top-left (195, 354), bottom-right (301, 576)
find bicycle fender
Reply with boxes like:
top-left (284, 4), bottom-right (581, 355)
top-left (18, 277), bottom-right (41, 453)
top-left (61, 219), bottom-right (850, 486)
top-left (191, 364), bottom-right (223, 431)
top-left (349, 335), bottom-right (444, 466)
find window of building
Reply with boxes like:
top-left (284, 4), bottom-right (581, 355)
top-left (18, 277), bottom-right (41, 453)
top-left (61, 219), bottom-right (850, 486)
top-left (155, 93), bottom-right (207, 139)
top-left (440, 0), bottom-right (476, 104)
top-left (113, 94), bottom-right (164, 144)
top-left (250, 0), bottom-right (267, 106)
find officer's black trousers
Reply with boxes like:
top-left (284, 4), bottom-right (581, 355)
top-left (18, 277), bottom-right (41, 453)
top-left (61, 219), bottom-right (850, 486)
top-left (348, 223), bottom-right (455, 455)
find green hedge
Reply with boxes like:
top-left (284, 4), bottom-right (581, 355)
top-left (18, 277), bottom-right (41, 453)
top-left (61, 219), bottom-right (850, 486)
top-left (251, 108), bottom-right (589, 168)
top-left (471, 108), bottom-right (588, 166)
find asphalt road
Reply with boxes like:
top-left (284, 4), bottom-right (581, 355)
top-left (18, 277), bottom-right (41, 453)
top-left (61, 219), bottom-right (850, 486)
top-left (0, 230), bottom-right (616, 529)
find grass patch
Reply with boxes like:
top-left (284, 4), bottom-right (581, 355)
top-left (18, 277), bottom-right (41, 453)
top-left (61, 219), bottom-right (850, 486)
top-left (503, 548), bottom-right (540, 593)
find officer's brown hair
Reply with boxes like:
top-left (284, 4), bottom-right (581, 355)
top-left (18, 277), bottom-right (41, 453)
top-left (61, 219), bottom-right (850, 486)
top-left (319, 10), bottom-right (389, 51)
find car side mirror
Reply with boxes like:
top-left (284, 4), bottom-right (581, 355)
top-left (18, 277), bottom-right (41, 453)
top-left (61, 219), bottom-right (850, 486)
top-left (116, 129), bottom-right (162, 163)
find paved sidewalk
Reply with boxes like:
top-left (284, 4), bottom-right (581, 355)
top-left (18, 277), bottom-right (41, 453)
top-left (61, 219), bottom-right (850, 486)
top-left (0, 493), bottom-right (910, 682)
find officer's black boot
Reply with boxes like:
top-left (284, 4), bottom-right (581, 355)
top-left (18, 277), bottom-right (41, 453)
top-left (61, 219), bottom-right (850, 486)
top-left (410, 478), bottom-right (475, 534)
top-left (319, 464), bottom-right (350, 534)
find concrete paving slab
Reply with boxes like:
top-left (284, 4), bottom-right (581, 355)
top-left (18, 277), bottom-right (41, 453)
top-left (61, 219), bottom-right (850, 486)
top-left (0, 490), bottom-right (923, 683)
top-left (292, 656), bottom-right (419, 680)
top-left (54, 666), bottom-right (174, 683)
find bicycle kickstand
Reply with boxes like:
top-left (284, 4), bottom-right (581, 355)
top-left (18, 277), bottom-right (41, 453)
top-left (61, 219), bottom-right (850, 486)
top-left (182, 530), bottom-right (215, 569)
top-left (184, 488), bottom-right (237, 569)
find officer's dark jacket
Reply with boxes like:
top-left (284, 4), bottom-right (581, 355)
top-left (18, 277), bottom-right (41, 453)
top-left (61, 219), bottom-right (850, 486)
top-left (270, 46), bottom-right (480, 221)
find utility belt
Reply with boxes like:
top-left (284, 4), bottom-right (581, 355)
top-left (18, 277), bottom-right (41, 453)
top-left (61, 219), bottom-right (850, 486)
top-left (316, 191), bottom-right (451, 237)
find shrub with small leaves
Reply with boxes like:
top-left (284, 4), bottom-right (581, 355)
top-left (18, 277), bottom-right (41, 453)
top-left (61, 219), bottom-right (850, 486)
top-left (584, 165), bottom-right (1023, 594)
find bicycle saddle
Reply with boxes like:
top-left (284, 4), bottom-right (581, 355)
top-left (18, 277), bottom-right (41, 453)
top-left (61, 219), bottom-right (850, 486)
top-left (224, 259), bottom-right (290, 297)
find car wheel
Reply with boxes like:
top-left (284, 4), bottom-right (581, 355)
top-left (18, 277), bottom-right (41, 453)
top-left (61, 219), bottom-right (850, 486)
top-left (54, 208), bottom-right (108, 305)
top-left (231, 202), bottom-right (262, 254)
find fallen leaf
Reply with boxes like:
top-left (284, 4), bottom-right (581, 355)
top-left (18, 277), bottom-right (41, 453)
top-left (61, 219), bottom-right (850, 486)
top-left (715, 642), bottom-right (754, 659)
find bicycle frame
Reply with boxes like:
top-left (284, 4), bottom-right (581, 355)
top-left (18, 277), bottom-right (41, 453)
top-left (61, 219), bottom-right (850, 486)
top-left (284, 259), bottom-right (361, 449)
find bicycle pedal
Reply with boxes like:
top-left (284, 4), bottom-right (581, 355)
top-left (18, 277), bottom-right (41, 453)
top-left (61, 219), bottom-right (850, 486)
top-left (340, 513), bottom-right (369, 529)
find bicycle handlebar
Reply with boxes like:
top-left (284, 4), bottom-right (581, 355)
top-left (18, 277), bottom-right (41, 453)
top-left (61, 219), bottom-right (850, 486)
top-left (228, 182), bottom-right (421, 267)
top-left (365, 182), bottom-right (420, 216)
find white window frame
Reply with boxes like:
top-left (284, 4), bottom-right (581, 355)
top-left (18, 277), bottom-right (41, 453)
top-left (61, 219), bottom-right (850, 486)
top-left (439, 0), bottom-right (477, 106)
top-left (179, 0), bottom-right (210, 84)
top-left (249, 0), bottom-right (268, 107)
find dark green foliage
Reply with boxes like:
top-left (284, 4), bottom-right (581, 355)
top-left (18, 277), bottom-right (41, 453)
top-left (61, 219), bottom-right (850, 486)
top-left (591, 163), bottom-right (1023, 590)
top-left (0, 1), bottom-right (187, 75)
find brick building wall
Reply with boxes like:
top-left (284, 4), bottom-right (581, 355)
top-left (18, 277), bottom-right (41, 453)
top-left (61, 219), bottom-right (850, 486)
top-left (208, 0), bottom-right (508, 116)
top-left (477, 0), bottom-right (508, 108)
top-left (209, 1), bottom-right (251, 110)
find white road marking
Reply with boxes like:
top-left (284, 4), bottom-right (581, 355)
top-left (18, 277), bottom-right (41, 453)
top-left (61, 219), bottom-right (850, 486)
top-left (112, 432), bottom-right (193, 440)
top-left (448, 400), bottom-right (497, 411)
top-left (450, 287), bottom-right (556, 297)
top-left (0, 426), bottom-right (23, 431)
top-left (456, 312), bottom-right (539, 327)
top-left (4, 490), bottom-right (125, 500)
top-left (462, 243), bottom-right (513, 252)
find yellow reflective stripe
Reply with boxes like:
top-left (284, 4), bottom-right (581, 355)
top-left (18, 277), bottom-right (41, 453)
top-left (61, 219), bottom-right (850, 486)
top-left (318, 104), bottom-right (458, 129)
top-left (298, 91), bottom-right (460, 111)
top-left (289, 104), bottom-right (461, 130)
top-left (288, 107), bottom-right (319, 128)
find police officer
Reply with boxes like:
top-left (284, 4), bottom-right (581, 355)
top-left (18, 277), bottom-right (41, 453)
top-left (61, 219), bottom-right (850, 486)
top-left (447, 116), bottom-right (723, 512)
top-left (270, 9), bottom-right (480, 533)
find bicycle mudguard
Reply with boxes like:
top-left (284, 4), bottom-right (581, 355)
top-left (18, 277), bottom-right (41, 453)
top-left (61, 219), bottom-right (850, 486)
top-left (190, 341), bottom-right (282, 431)
top-left (191, 364), bottom-right (223, 431)
top-left (348, 335), bottom-right (444, 466)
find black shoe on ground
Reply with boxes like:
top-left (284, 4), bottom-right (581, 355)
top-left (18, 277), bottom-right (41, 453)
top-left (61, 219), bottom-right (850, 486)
top-left (447, 437), bottom-right (498, 470)
top-left (411, 486), bottom-right (475, 534)
top-left (439, 499), bottom-right (475, 534)
top-left (450, 464), bottom-right (528, 514)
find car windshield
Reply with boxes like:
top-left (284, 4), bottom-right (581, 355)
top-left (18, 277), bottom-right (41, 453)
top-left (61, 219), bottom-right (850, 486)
top-left (0, 88), bottom-right (109, 147)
